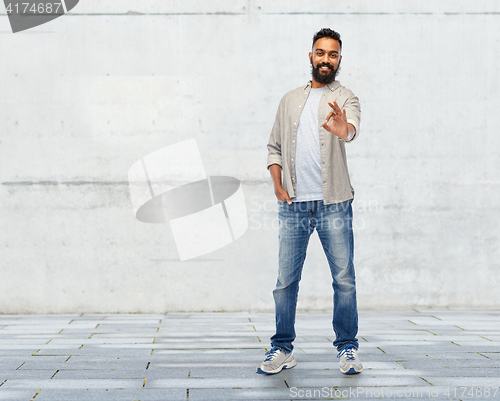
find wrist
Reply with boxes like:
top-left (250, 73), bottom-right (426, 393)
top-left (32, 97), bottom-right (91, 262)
top-left (342, 126), bottom-right (349, 140)
top-left (337, 132), bottom-right (348, 141)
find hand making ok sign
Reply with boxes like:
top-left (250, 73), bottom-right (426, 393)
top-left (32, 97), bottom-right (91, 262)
top-left (322, 100), bottom-right (350, 141)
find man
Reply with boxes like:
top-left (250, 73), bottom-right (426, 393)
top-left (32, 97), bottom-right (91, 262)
top-left (257, 28), bottom-right (362, 376)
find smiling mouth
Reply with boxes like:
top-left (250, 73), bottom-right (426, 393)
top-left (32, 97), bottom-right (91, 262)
top-left (320, 66), bottom-right (331, 72)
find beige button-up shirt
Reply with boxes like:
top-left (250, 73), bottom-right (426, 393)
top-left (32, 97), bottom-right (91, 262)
top-left (267, 80), bottom-right (361, 205)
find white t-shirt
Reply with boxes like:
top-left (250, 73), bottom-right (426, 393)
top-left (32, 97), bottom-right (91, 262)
top-left (294, 87), bottom-right (325, 202)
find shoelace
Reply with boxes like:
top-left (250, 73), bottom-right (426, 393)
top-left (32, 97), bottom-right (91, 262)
top-left (264, 347), bottom-right (281, 361)
top-left (337, 346), bottom-right (356, 360)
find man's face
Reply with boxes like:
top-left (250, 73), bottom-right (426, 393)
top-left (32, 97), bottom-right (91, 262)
top-left (309, 37), bottom-right (342, 84)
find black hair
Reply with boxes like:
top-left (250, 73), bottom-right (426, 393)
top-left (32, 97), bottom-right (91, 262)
top-left (312, 28), bottom-right (342, 50)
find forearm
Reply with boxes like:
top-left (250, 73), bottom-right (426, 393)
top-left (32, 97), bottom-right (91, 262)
top-left (337, 123), bottom-right (356, 141)
top-left (269, 163), bottom-right (292, 204)
top-left (269, 164), bottom-right (283, 190)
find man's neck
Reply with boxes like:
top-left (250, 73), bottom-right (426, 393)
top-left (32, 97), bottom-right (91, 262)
top-left (311, 79), bottom-right (327, 89)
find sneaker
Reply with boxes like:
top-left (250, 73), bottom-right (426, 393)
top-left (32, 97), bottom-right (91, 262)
top-left (256, 347), bottom-right (297, 375)
top-left (338, 345), bottom-right (363, 374)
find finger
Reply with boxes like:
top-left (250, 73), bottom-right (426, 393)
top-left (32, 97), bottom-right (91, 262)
top-left (324, 111), bottom-right (334, 123)
top-left (332, 101), bottom-right (342, 114)
top-left (328, 102), bottom-right (340, 116)
top-left (285, 192), bottom-right (292, 205)
top-left (322, 118), bottom-right (333, 130)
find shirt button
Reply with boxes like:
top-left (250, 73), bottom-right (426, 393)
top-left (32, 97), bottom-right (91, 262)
top-left (292, 177), bottom-right (295, 181)
top-left (291, 158), bottom-right (294, 161)
top-left (293, 140), bottom-right (295, 143)
top-left (299, 105), bottom-right (301, 108)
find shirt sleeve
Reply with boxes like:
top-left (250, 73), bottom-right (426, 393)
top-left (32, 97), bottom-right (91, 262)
top-left (342, 90), bottom-right (361, 142)
top-left (266, 97), bottom-right (284, 169)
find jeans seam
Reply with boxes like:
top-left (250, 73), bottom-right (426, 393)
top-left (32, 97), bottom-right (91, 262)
top-left (299, 217), bottom-right (312, 271)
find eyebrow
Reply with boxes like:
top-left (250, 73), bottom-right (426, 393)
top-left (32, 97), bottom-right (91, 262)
top-left (315, 48), bottom-right (339, 54)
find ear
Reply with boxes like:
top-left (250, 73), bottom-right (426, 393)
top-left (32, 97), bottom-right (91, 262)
top-left (309, 52), bottom-right (313, 64)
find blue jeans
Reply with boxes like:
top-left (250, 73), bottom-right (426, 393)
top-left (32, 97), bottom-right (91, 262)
top-left (270, 199), bottom-right (359, 353)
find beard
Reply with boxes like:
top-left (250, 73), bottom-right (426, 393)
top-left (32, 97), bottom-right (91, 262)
top-left (311, 62), bottom-right (340, 84)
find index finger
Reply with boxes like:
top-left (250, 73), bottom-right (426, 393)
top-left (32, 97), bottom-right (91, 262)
top-left (327, 101), bottom-right (341, 114)
top-left (330, 101), bottom-right (342, 114)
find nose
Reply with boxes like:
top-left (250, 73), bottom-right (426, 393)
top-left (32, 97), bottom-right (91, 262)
top-left (319, 54), bottom-right (329, 65)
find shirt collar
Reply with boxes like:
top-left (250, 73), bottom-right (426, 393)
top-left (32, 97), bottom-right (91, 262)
top-left (304, 80), bottom-right (341, 92)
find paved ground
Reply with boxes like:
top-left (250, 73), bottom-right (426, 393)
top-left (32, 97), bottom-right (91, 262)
top-left (0, 310), bottom-right (499, 400)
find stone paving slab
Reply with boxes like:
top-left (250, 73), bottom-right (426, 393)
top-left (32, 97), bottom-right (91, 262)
top-left (34, 347), bottom-right (155, 357)
top-left (413, 367), bottom-right (500, 377)
top-left (0, 350), bottom-right (39, 357)
top-left (63, 355), bottom-right (153, 365)
top-left (33, 389), bottom-right (187, 401)
top-left (0, 370), bottom-right (57, 380)
top-left (481, 352), bottom-right (500, 360)
top-left (146, 376), bottom-right (289, 389)
top-left (188, 366), bottom-right (260, 379)
top-left (1, 378), bottom-right (145, 390)
top-left (284, 374), bottom-right (430, 388)
top-left (0, 390), bottom-right (41, 400)
top-left (0, 311), bottom-right (499, 400)
top-left (0, 359), bottom-right (27, 370)
top-left (188, 388), bottom-right (295, 400)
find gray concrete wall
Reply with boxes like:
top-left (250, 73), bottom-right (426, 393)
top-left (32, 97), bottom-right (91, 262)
top-left (1, 0), bottom-right (499, 313)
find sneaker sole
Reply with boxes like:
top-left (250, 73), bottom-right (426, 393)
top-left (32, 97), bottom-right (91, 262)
top-left (341, 366), bottom-right (363, 375)
top-left (256, 360), bottom-right (297, 375)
